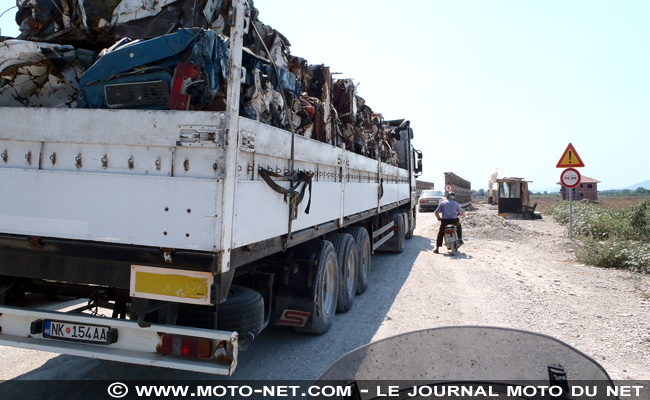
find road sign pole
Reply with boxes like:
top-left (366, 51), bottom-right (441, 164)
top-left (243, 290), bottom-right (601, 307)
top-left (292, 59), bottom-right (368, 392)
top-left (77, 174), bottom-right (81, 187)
top-left (569, 187), bottom-right (573, 240)
top-left (560, 167), bottom-right (580, 240)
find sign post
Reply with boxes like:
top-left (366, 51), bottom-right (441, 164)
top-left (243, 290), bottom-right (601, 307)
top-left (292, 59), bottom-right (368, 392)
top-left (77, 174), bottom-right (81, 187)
top-left (557, 144), bottom-right (585, 239)
top-left (569, 186), bottom-right (572, 239)
top-left (560, 167), bottom-right (581, 240)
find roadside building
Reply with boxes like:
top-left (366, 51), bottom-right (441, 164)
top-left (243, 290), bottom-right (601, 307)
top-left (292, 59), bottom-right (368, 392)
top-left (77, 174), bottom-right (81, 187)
top-left (558, 176), bottom-right (600, 201)
top-left (496, 177), bottom-right (531, 214)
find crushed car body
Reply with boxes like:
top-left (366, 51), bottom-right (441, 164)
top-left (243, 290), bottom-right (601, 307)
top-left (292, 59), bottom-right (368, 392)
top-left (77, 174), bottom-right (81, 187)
top-left (0, 39), bottom-right (95, 107)
top-left (77, 28), bottom-right (228, 110)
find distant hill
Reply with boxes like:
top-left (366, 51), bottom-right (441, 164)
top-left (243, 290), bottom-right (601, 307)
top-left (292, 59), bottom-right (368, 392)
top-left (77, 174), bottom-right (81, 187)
top-left (529, 186), bottom-right (560, 194)
top-left (625, 180), bottom-right (650, 190)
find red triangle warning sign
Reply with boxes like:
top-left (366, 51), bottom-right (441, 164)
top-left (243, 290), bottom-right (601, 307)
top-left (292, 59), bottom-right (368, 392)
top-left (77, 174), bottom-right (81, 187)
top-left (556, 143), bottom-right (585, 168)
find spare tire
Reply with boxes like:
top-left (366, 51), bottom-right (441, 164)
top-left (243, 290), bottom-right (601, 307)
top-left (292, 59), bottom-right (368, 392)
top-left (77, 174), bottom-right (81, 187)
top-left (176, 285), bottom-right (264, 337)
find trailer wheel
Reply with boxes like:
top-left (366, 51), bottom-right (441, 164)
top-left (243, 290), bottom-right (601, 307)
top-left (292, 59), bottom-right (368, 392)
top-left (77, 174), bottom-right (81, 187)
top-left (327, 233), bottom-right (358, 313)
top-left (175, 285), bottom-right (264, 337)
top-left (405, 211), bottom-right (415, 240)
top-left (295, 241), bottom-right (338, 334)
top-left (390, 212), bottom-right (406, 253)
top-left (345, 226), bottom-right (371, 294)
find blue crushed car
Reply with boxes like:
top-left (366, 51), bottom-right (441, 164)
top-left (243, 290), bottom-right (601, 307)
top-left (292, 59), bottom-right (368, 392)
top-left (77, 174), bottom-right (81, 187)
top-left (77, 28), bottom-right (229, 110)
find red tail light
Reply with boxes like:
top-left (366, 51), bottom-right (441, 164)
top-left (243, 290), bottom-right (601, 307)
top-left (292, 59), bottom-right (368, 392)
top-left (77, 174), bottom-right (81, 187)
top-left (160, 335), bottom-right (212, 359)
top-left (168, 62), bottom-right (200, 110)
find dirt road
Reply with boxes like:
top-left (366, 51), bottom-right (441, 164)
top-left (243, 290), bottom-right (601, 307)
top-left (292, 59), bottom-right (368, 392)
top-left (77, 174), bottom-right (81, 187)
top-left (377, 203), bottom-right (650, 381)
top-left (1, 203), bottom-right (648, 382)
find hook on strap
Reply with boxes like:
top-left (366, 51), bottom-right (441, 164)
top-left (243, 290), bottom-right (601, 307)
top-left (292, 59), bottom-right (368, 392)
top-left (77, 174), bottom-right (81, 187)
top-left (258, 169), bottom-right (313, 215)
top-left (258, 168), bottom-right (314, 249)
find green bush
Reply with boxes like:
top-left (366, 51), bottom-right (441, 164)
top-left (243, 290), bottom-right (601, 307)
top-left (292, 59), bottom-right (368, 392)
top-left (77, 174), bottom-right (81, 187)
top-left (576, 239), bottom-right (650, 272)
top-left (550, 200), bottom-right (650, 272)
top-left (626, 200), bottom-right (650, 241)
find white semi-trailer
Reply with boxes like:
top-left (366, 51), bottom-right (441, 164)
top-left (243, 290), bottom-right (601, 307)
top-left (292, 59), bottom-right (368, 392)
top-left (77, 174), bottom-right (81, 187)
top-left (0, 0), bottom-right (422, 375)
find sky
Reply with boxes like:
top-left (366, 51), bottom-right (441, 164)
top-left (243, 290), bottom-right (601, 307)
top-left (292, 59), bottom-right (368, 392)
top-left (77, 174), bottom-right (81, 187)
top-left (1, 0), bottom-right (649, 192)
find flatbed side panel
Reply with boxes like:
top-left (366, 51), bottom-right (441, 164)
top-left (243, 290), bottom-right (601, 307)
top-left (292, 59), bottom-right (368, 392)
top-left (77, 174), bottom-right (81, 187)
top-left (380, 163), bottom-right (409, 208)
top-left (343, 183), bottom-right (380, 215)
top-left (239, 117), bottom-right (344, 168)
top-left (233, 181), bottom-right (342, 248)
top-left (344, 151), bottom-right (381, 215)
top-left (0, 169), bottom-right (222, 251)
top-left (233, 119), bottom-right (412, 248)
top-left (239, 118), bottom-right (336, 165)
top-left (0, 107), bottom-right (226, 147)
top-left (383, 163), bottom-right (409, 179)
top-left (380, 183), bottom-right (410, 208)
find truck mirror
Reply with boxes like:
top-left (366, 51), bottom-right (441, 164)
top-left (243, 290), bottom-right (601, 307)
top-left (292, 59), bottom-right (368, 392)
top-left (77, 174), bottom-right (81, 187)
top-left (413, 150), bottom-right (423, 175)
top-left (415, 159), bottom-right (423, 176)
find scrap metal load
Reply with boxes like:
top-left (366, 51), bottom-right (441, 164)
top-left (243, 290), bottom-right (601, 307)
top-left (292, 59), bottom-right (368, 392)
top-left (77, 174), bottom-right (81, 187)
top-left (1, 0), bottom-right (398, 165)
top-left (444, 172), bottom-right (472, 207)
top-left (415, 179), bottom-right (435, 197)
top-left (14, 0), bottom-right (230, 47)
top-left (0, 40), bottom-right (95, 107)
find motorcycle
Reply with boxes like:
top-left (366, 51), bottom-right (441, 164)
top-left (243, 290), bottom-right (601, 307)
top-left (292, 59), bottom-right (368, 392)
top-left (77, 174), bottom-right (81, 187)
top-left (444, 224), bottom-right (460, 255)
top-left (316, 326), bottom-right (619, 400)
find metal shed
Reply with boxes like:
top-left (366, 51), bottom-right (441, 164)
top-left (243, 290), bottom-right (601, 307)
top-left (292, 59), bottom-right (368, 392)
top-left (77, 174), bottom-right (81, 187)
top-left (497, 177), bottom-right (531, 214)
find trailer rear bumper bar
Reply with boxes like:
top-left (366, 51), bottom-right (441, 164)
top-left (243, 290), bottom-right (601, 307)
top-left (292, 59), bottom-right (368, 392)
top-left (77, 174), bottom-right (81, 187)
top-left (0, 306), bottom-right (238, 375)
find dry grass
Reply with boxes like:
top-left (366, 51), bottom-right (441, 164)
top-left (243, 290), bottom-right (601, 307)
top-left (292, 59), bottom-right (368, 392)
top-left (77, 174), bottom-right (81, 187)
top-left (529, 196), bottom-right (562, 213)
top-left (529, 195), bottom-right (649, 214)
top-left (599, 196), bottom-right (649, 209)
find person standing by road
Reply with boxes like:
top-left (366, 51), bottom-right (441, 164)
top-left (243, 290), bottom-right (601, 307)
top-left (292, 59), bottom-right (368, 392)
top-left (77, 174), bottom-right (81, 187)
top-left (434, 192), bottom-right (464, 253)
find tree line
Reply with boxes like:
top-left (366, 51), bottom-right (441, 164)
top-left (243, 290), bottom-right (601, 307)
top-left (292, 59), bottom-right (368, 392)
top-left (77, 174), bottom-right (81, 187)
top-left (470, 187), bottom-right (650, 198)
top-left (600, 187), bottom-right (650, 197)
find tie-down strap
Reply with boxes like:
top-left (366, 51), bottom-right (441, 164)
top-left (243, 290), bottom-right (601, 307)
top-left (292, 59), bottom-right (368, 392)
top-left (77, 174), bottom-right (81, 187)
top-left (258, 168), bottom-right (314, 217)
top-left (258, 168), bottom-right (314, 249)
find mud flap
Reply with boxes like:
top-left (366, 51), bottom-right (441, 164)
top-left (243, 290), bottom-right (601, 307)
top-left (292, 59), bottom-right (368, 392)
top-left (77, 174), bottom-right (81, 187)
top-left (271, 241), bottom-right (323, 331)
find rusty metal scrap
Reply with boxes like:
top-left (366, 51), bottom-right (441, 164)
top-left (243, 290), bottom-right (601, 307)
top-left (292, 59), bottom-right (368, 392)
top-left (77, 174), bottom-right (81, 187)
top-left (77, 29), bottom-right (228, 110)
top-left (0, 39), bottom-right (95, 107)
top-left (444, 172), bottom-right (472, 206)
top-left (240, 4), bottom-right (398, 165)
top-left (15, 0), bottom-right (229, 48)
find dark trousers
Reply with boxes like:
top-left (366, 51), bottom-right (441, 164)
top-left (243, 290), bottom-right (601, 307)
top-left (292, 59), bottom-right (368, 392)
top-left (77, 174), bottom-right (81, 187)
top-left (437, 218), bottom-right (462, 247)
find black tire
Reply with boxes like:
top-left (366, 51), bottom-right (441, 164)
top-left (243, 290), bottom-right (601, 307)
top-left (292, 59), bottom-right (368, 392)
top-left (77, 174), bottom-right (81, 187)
top-left (405, 211), bottom-right (415, 240)
top-left (345, 226), bottom-right (371, 294)
top-left (295, 240), bottom-right (338, 334)
top-left (215, 285), bottom-right (265, 336)
top-left (390, 212), bottom-right (405, 253)
top-left (327, 233), bottom-right (357, 313)
top-left (175, 285), bottom-right (264, 337)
